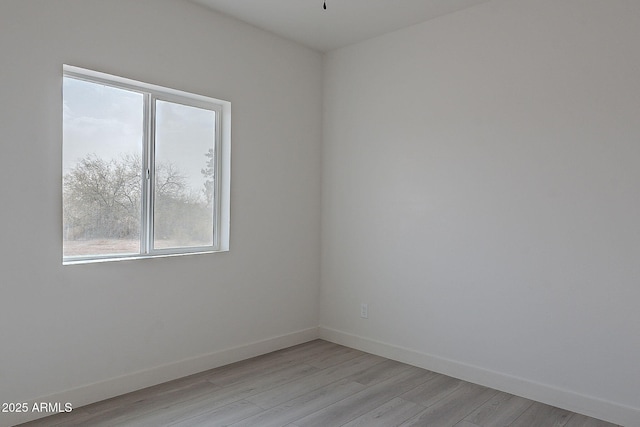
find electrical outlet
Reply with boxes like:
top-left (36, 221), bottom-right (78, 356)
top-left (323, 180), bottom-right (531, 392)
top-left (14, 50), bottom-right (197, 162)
top-left (360, 303), bottom-right (368, 319)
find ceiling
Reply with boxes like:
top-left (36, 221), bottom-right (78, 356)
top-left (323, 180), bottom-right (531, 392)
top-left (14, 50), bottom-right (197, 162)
top-left (191, 0), bottom-right (492, 52)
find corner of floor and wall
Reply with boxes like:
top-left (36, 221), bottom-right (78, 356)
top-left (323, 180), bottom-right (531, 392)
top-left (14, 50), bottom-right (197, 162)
top-left (317, 0), bottom-right (640, 426)
top-left (1, 0), bottom-right (639, 426)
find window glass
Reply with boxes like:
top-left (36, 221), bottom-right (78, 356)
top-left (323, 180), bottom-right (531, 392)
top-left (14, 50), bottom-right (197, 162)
top-left (63, 78), bottom-right (143, 257)
top-left (154, 100), bottom-right (216, 249)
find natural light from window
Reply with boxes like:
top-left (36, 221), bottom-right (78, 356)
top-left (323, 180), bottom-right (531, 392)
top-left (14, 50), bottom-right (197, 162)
top-left (62, 66), bottom-right (230, 263)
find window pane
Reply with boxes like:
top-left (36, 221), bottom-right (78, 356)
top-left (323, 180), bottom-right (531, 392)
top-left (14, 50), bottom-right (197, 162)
top-left (63, 77), bottom-right (143, 257)
top-left (154, 100), bottom-right (215, 249)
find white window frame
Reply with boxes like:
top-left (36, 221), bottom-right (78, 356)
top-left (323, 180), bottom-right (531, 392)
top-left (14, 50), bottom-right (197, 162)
top-left (63, 65), bottom-right (231, 265)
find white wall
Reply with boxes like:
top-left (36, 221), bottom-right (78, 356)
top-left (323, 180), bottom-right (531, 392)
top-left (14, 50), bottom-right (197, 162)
top-left (321, 0), bottom-right (640, 425)
top-left (0, 1), bottom-right (322, 425)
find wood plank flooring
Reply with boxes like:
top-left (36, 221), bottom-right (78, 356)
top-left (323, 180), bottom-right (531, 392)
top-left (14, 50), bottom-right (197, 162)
top-left (18, 340), bottom-right (620, 427)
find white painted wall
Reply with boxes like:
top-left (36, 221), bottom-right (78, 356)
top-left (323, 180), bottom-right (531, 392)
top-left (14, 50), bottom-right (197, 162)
top-left (0, 0), bottom-right (322, 424)
top-left (321, 0), bottom-right (640, 425)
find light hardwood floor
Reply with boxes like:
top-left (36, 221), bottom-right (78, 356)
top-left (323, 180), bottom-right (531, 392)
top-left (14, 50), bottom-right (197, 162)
top-left (18, 340), bottom-right (620, 427)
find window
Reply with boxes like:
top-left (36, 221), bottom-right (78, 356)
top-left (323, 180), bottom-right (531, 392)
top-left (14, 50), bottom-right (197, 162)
top-left (63, 65), bottom-right (230, 263)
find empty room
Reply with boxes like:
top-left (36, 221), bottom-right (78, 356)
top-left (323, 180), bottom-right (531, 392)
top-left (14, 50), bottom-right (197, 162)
top-left (0, 0), bottom-right (638, 426)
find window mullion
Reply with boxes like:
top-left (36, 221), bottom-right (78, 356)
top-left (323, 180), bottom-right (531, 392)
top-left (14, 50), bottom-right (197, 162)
top-left (148, 95), bottom-right (157, 253)
top-left (140, 93), bottom-right (154, 255)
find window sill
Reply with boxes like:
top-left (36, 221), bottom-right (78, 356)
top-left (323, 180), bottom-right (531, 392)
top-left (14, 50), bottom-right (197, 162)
top-left (63, 249), bottom-right (228, 266)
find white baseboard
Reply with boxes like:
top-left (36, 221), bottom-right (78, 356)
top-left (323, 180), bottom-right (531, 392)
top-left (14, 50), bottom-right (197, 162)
top-left (2, 327), bottom-right (319, 427)
top-left (319, 326), bottom-right (639, 427)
